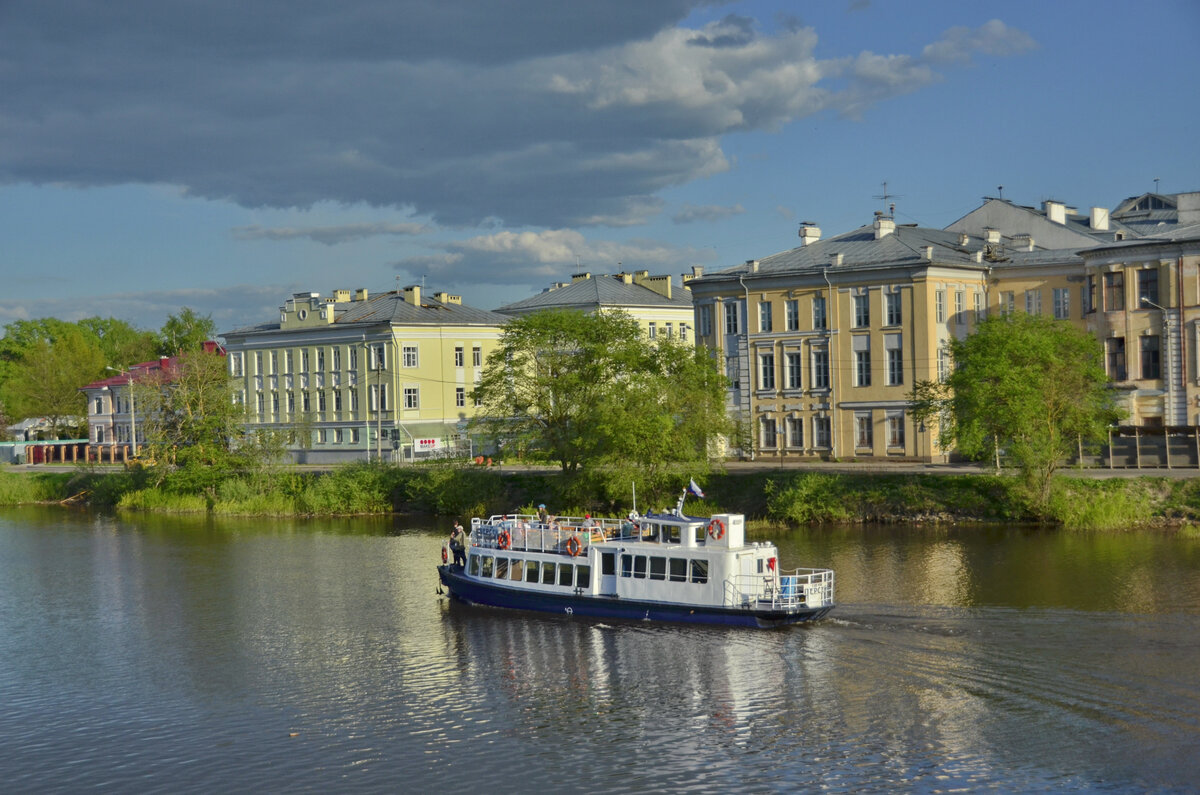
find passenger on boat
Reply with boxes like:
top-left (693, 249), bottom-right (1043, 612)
top-left (537, 504), bottom-right (550, 524)
top-left (582, 514), bottom-right (596, 528)
top-left (449, 521), bottom-right (467, 567)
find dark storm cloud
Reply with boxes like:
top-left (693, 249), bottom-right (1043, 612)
top-left (0, 2), bottom-right (1033, 228)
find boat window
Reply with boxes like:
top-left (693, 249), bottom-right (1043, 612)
top-left (693, 525), bottom-right (706, 545)
top-left (649, 557), bottom-right (666, 580)
top-left (541, 561), bottom-right (556, 585)
top-left (525, 560), bottom-right (540, 583)
top-left (496, 558), bottom-right (509, 579)
top-left (756, 558), bottom-right (764, 574)
top-left (669, 558), bottom-right (687, 582)
top-left (665, 525), bottom-right (681, 544)
top-left (621, 554), bottom-right (633, 577)
top-left (481, 556), bottom-right (494, 578)
top-left (576, 564), bottom-right (590, 589)
top-left (633, 555), bottom-right (647, 579)
top-left (469, 555), bottom-right (481, 576)
top-left (509, 559), bottom-right (524, 580)
top-left (690, 559), bottom-right (709, 584)
top-left (602, 552), bottom-right (615, 576)
top-left (558, 563), bottom-right (573, 587)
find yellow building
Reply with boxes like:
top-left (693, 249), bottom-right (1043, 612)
top-left (222, 285), bottom-right (507, 463)
top-left (496, 270), bottom-right (695, 341)
top-left (689, 215), bottom-right (991, 462)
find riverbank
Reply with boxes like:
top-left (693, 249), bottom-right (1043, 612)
top-left (3, 462), bottom-right (1199, 530)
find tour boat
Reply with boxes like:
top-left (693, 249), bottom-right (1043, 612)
top-left (437, 505), bottom-right (834, 629)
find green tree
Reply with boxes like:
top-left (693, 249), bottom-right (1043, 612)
top-left (472, 309), bottom-right (727, 474)
top-left (909, 314), bottom-right (1122, 509)
top-left (138, 348), bottom-right (249, 491)
top-left (77, 316), bottom-right (158, 369)
top-left (158, 307), bottom-right (217, 356)
top-left (1, 327), bottom-right (105, 435)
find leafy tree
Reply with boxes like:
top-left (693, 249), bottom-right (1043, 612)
top-left (909, 314), bottom-right (1121, 508)
top-left (0, 318), bottom-right (81, 389)
top-left (77, 316), bottom-right (158, 369)
top-left (137, 348), bottom-right (248, 491)
top-left (158, 307), bottom-right (217, 356)
top-left (0, 327), bottom-right (105, 435)
top-left (472, 309), bottom-right (727, 474)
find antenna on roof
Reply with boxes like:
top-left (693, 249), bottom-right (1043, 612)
top-left (1154, 177), bottom-right (1160, 194)
top-left (873, 181), bottom-right (901, 215)
top-left (997, 185), bottom-right (1004, 200)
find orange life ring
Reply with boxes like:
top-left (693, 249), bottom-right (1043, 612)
top-left (566, 535), bottom-right (582, 557)
top-left (498, 529), bottom-right (511, 550)
top-left (442, 546), bottom-right (448, 564)
top-left (707, 518), bottom-right (725, 540)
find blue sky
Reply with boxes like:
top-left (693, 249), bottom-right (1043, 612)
top-left (2, 0), bottom-right (1198, 335)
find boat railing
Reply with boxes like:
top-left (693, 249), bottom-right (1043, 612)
top-left (470, 514), bottom-right (636, 555)
top-left (725, 568), bottom-right (835, 611)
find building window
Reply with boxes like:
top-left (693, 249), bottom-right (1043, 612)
top-left (726, 356), bottom-right (740, 391)
top-left (937, 348), bottom-right (950, 383)
top-left (787, 416), bottom-right (803, 448)
top-left (1140, 335), bottom-right (1160, 380)
top-left (302, 391), bottom-right (311, 412)
top-left (317, 429), bottom-right (327, 444)
top-left (999, 291), bottom-right (1015, 316)
top-left (349, 389), bottom-right (358, 412)
top-left (812, 349), bottom-right (829, 390)
top-left (369, 344), bottom-right (386, 370)
top-left (349, 346), bottom-right (358, 370)
top-left (974, 292), bottom-right (985, 322)
top-left (286, 392), bottom-right (295, 413)
top-left (473, 346), bottom-right (482, 367)
top-left (724, 302), bottom-right (740, 335)
top-left (1104, 271), bottom-right (1124, 311)
top-left (813, 296), bottom-right (827, 330)
top-left (334, 429), bottom-right (343, 444)
top-left (935, 290), bottom-right (946, 323)
top-left (255, 351), bottom-right (263, 375)
top-left (759, 353), bottom-right (776, 391)
top-left (333, 390), bottom-right (342, 411)
top-left (230, 352), bottom-right (244, 376)
top-left (761, 417), bottom-right (777, 448)
top-left (759, 302), bottom-right (772, 333)
top-left (1025, 289), bottom-right (1042, 315)
top-left (317, 348), bottom-right (325, 371)
top-left (786, 352), bottom-right (802, 390)
top-left (332, 347), bottom-right (340, 371)
top-left (887, 412), bottom-right (905, 448)
top-left (853, 293), bottom-right (869, 328)
top-left (404, 387), bottom-right (419, 409)
top-left (887, 348), bottom-right (903, 386)
top-left (1138, 269), bottom-right (1159, 307)
top-left (699, 305), bottom-right (712, 336)
top-left (371, 384), bottom-right (388, 411)
top-left (954, 291), bottom-right (965, 324)
top-left (785, 300), bottom-right (799, 331)
top-left (886, 291), bottom-right (902, 326)
top-left (271, 392), bottom-right (279, 415)
top-left (680, 324), bottom-right (688, 342)
top-left (454, 346), bottom-right (464, 367)
top-left (456, 387), bottom-right (465, 407)
top-left (1085, 276), bottom-right (1096, 314)
top-left (648, 322), bottom-right (657, 339)
top-left (814, 416), bottom-right (831, 448)
top-left (1052, 288), bottom-right (1070, 319)
top-left (402, 345), bottom-right (418, 368)
top-left (302, 350), bottom-right (310, 372)
top-left (256, 393), bottom-right (264, 414)
top-left (318, 391), bottom-right (326, 412)
top-left (351, 428), bottom-right (360, 444)
top-left (269, 351), bottom-right (278, 374)
top-left (1107, 337), bottom-right (1126, 380)
top-left (855, 412), bottom-right (873, 449)
top-left (664, 323), bottom-right (673, 338)
top-left (854, 350), bottom-right (871, 387)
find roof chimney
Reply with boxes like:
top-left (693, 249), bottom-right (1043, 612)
top-left (873, 214), bottom-right (895, 239)
top-left (355, 288), bottom-right (368, 302)
top-left (1176, 192), bottom-right (1200, 226)
top-left (1013, 233), bottom-right (1035, 251)
top-left (333, 289), bottom-right (351, 303)
top-left (745, 259), bottom-right (759, 273)
top-left (403, 285), bottom-right (421, 305)
top-left (1089, 207), bottom-right (1110, 231)
top-left (1044, 200), bottom-right (1066, 225)
top-left (958, 233), bottom-right (970, 246)
top-left (571, 272), bottom-right (592, 283)
top-left (831, 252), bottom-right (843, 266)
top-left (799, 222), bottom-right (821, 246)
top-left (433, 292), bottom-right (462, 305)
top-left (984, 228), bottom-right (1002, 244)
top-left (923, 246), bottom-right (934, 260)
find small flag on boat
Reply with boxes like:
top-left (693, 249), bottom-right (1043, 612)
top-left (688, 479), bottom-right (705, 498)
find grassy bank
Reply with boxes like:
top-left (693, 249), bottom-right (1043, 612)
top-left (1, 465), bottom-right (1197, 530)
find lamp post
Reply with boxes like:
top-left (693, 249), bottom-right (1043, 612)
top-left (105, 365), bottom-right (137, 458)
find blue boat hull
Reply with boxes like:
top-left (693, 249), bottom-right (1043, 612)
top-left (438, 565), bottom-right (832, 629)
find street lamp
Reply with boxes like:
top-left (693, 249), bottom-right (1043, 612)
top-left (1140, 296), bottom-right (1173, 425)
top-left (105, 365), bottom-right (137, 457)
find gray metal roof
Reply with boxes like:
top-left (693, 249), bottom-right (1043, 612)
top-left (224, 291), bottom-right (509, 338)
top-left (700, 223), bottom-right (989, 281)
top-left (497, 275), bottom-right (692, 314)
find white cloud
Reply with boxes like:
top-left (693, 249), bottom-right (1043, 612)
top-left (673, 203), bottom-right (746, 224)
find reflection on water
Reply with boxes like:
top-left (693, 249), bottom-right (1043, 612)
top-left (1, 507), bottom-right (1199, 791)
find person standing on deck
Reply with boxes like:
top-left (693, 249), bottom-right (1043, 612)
top-left (449, 521), bottom-right (467, 567)
top-left (537, 504), bottom-right (550, 524)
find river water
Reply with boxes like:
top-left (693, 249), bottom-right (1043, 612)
top-left (1, 507), bottom-right (1199, 793)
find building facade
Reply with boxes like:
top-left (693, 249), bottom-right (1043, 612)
top-left (221, 286), bottom-right (507, 463)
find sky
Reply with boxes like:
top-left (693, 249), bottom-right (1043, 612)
top-left (2, 0), bottom-right (1199, 336)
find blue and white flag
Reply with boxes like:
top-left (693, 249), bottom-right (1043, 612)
top-left (688, 479), bottom-right (705, 498)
